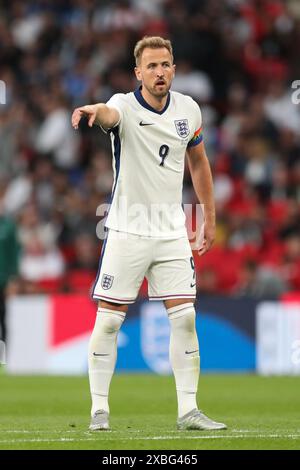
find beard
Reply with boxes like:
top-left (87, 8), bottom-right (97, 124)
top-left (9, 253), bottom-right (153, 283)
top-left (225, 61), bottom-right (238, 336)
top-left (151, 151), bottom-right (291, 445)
top-left (144, 81), bottom-right (171, 98)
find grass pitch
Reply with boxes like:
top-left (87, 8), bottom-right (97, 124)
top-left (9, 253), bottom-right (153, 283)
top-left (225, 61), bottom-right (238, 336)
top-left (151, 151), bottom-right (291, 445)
top-left (0, 372), bottom-right (300, 450)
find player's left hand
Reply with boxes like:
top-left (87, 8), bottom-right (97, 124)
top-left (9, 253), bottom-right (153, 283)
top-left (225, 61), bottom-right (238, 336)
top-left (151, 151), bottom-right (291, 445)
top-left (198, 222), bottom-right (215, 256)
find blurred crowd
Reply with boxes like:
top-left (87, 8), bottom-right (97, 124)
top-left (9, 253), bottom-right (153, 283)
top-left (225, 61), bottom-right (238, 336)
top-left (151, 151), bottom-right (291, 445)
top-left (0, 0), bottom-right (300, 300)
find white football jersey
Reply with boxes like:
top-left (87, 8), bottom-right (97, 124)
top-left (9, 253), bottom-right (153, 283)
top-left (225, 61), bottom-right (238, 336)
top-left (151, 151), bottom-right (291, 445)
top-left (101, 87), bottom-right (203, 238)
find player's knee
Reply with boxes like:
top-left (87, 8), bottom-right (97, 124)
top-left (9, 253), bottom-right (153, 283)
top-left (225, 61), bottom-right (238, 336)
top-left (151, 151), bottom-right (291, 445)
top-left (100, 313), bottom-right (124, 335)
top-left (180, 311), bottom-right (196, 333)
top-left (167, 303), bottom-right (196, 333)
top-left (90, 310), bottom-right (125, 345)
top-left (99, 300), bottom-right (128, 313)
top-left (96, 309), bottom-right (125, 335)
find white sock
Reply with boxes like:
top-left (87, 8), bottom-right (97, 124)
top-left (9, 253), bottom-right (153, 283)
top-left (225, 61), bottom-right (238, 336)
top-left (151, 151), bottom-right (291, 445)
top-left (167, 303), bottom-right (200, 418)
top-left (88, 307), bottom-right (125, 416)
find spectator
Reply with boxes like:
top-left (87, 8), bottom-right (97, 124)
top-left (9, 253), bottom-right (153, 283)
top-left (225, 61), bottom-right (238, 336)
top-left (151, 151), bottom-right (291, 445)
top-left (0, 189), bottom-right (19, 341)
top-left (172, 59), bottom-right (213, 102)
top-left (35, 94), bottom-right (79, 170)
top-left (235, 259), bottom-right (289, 298)
top-left (17, 204), bottom-right (64, 283)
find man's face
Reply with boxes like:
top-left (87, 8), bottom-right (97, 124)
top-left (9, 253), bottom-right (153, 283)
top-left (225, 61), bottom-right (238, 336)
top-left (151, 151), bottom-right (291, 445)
top-left (135, 47), bottom-right (175, 98)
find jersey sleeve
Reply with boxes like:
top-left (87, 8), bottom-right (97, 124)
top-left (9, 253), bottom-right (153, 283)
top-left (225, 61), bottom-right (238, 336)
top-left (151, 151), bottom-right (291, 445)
top-left (99, 93), bottom-right (126, 134)
top-left (187, 101), bottom-right (203, 148)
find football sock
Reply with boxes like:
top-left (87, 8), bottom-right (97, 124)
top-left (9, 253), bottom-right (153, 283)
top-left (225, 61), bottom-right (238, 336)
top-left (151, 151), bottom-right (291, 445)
top-left (167, 303), bottom-right (200, 418)
top-left (88, 307), bottom-right (125, 416)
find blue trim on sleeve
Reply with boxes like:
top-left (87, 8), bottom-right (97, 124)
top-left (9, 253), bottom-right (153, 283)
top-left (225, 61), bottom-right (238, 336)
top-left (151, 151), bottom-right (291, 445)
top-left (110, 127), bottom-right (121, 196)
top-left (91, 126), bottom-right (121, 299)
top-left (134, 86), bottom-right (170, 115)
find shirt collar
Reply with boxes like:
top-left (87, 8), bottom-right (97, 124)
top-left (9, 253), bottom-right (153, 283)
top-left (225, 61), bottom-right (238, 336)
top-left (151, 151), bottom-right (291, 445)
top-left (134, 86), bottom-right (170, 115)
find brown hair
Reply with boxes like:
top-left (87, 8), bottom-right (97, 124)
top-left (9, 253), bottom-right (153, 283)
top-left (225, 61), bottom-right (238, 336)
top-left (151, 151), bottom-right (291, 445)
top-left (134, 36), bottom-right (173, 66)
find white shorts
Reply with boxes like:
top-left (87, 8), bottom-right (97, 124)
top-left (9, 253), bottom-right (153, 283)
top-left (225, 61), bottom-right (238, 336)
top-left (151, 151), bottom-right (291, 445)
top-left (92, 229), bottom-right (196, 304)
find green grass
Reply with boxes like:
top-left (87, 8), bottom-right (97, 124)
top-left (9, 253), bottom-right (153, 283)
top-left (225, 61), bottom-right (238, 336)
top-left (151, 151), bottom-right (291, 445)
top-left (0, 372), bottom-right (300, 450)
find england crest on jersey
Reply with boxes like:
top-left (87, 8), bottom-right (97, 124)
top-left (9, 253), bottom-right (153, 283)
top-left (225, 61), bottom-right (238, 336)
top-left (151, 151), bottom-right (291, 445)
top-left (101, 274), bottom-right (114, 290)
top-left (174, 119), bottom-right (190, 138)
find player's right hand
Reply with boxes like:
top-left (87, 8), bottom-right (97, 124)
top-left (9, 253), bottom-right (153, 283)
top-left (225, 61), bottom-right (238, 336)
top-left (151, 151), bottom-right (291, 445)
top-left (198, 221), bottom-right (215, 257)
top-left (71, 105), bottom-right (98, 129)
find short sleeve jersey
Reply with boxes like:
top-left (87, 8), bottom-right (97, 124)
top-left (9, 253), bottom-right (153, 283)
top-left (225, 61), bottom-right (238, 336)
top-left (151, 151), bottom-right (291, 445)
top-left (102, 87), bottom-right (203, 238)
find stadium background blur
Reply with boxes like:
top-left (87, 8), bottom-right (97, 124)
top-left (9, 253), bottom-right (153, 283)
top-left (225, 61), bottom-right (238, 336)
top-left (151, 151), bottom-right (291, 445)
top-left (0, 0), bottom-right (300, 303)
top-left (1, 0), bottom-right (300, 451)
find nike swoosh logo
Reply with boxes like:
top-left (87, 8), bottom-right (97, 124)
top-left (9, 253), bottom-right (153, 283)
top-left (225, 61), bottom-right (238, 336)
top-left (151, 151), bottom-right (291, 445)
top-left (190, 282), bottom-right (196, 288)
top-left (93, 353), bottom-right (109, 357)
top-left (139, 121), bottom-right (154, 126)
top-left (185, 350), bottom-right (199, 355)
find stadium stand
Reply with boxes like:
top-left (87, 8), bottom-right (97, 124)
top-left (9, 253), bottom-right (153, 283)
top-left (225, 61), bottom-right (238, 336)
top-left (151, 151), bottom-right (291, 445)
top-left (0, 0), bottom-right (299, 299)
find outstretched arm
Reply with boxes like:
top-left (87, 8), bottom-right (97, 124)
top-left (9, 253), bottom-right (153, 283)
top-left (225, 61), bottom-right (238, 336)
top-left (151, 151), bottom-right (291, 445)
top-left (187, 141), bottom-right (215, 256)
top-left (71, 103), bottom-right (120, 130)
